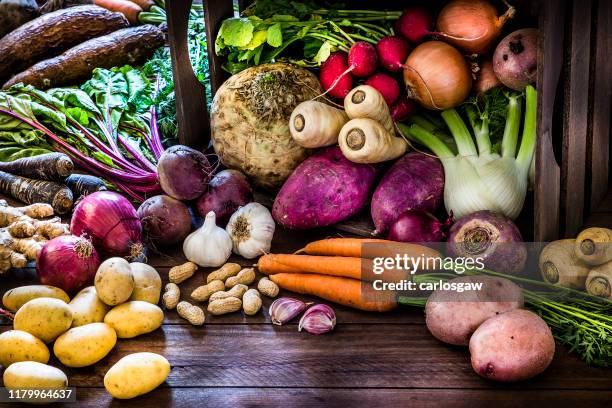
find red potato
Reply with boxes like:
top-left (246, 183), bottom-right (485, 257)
top-left (425, 276), bottom-right (524, 345)
top-left (469, 309), bottom-right (555, 382)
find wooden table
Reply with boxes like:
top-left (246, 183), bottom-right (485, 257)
top-left (1, 224), bottom-right (612, 407)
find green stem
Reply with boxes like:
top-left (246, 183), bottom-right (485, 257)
top-left (398, 123), bottom-right (455, 159)
top-left (465, 105), bottom-right (491, 156)
top-left (441, 109), bottom-right (477, 157)
top-left (329, 21), bottom-right (357, 44)
top-left (501, 94), bottom-right (522, 158)
top-left (355, 22), bottom-right (392, 36)
top-left (516, 85), bottom-right (538, 174)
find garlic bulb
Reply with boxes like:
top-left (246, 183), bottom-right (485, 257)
top-left (183, 211), bottom-right (232, 267)
top-left (226, 203), bottom-right (275, 259)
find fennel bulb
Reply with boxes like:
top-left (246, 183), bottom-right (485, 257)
top-left (399, 85), bottom-right (537, 219)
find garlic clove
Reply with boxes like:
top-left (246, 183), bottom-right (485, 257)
top-left (269, 297), bottom-right (310, 325)
top-left (298, 304), bottom-right (336, 335)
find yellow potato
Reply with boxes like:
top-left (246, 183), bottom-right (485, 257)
top-left (69, 286), bottom-right (110, 327)
top-left (104, 301), bottom-right (163, 338)
top-left (104, 352), bottom-right (170, 399)
top-left (3, 361), bottom-right (68, 404)
top-left (129, 262), bottom-right (162, 304)
top-left (53, 323), bottom-right (117, 368)
top-left (2, 285), bottom-right (69, 312)
top-left (95, 257), bottom-right (134, 306)
top-left (13, 298), bottom-right (72, 343)
top-left (0, 330), bottom-right (50, 367)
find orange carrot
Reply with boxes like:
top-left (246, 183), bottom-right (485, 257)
top-left (257, 254), bottom-right (303, 274)
top-left (259, 254), bottom-right (363, 279)
top-left (302, 237), bottom-right (442, 260)
top-left (94, 0), bottom-right (142, 24)
top-left (127, 0), bottom-right (154, 11)
top-left (269, 273), bottom-right (397, 312)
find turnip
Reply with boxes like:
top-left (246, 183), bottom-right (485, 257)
top-left (319, 52), bottom-right (353, 99)
top-left (365, 72), bottom-right (400, 106)
top-left (395, 7), bottom-right (434, 44)
top-left (272, 146), bottom-right (377, 230)
top-left (425, 275), bottom-right (524, 345)
top-left (137, 195), bottom-right (192, 246)
top-left (376, 36), bottom-right (410, 72)
top-left (447, 211), bottom-right (527, 274)
top-left (195, 170), bottom-right (253, 226)
top-left (156, 145), bottom-right (213, 201)
top-left (469, 309), bottom-right (555, 382)
top-left (493, 28), bottom-right (538, 91)
top-left (371, 152), bottom-right (444, 235)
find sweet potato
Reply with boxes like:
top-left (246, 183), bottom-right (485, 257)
top-left (0, 6), bottom-right (128, 80)
top-left (3, 25), bottom-right (164, 90)
top-left (425, 276), bottom-right (524, 345)
top-left (272, 146), bottom-right (377, 229)
top-left (469, 309), bottom-right (555, 382)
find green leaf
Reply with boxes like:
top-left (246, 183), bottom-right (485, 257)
top-left (242, 30), bottom-right (268, 50)
top-left (314, 41), bottom-right (332, 64)
top-left (267, 23), bottom-right (283, 47)
top-left (218, 18), bottom-right (255, 48)
top-left (270, 14), bottom-right (299, 22)
top-left (0, 146), bottom-right (53, 161)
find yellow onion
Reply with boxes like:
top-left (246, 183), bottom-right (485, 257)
top-left (473, 59), bottom-right (501, 94)
top-left (436, 0), bottom-right (515, 55)
top-left (403, 41), bottom-right (472, 110)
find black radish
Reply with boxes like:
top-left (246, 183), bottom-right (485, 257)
top-left (0, 153), bottom-right (73, 181)
top-left (0, 171), bottom-right (73, 214)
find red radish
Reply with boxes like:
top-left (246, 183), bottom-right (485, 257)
top-left (391, 96), bottom-right (417, 121)
top-left (365, 73), bottom-right (400, 106)
top-left (320, 52), bottom-right (353, 99)
top-left (376, 36), bottom-right (410, 72)
top-left (395, 7), bottom-right (434, 44)
top-left (347, 41), bottom-right (378, 77)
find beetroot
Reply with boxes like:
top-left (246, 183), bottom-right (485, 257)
top-left (137, 195), bottom-right (192, 246)
top-left (157, 145), bottom-right (214, 201)
top-left (320, 52), bottom-right (353, 99)
top-left (388, 210), bottom-right (452, 242)
top-left (493, 28), bottom-right (538, 91)
top-left (395, 7), bottom-right (434, 44)
top-left (365, 72), bottom-right (400, 106)
top-left (376, 36), bottom-right (410, 72)
top-left (196, 169), bottom-right (253, 225)
top-left (371, 152), bottom-right (444, 234)
top-left (273, 146), bottom-right (377, 230)
top-left (348, 41), bottom-right (378, 77)
top-left (447, 210), bottom-right (527, 274)
top-left (390, 95), bottom-right (417, 121)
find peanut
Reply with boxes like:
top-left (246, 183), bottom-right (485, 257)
top-left (209, 284), bottom-right (248, 303)
top-left (207, 263), bottom-right (241, 283)
top-left (191, 280), bottom-right (225, 302)
top-left (242, 289), bottom-right (262, 316)
top-left (257, 277), bottom-right (279, 298)
top-left (225, 268), bottom-right (256, 289)
top-left (162, 283), bottom-right (180, 309)
top-left (169, 261), bottom-right (198, 284)
top-left (177, 301), bottom-right (205, 326)
top-left (207, 297), bottom-right (242, 315)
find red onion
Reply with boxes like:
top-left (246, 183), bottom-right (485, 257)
top-left (36, 235), bottom-right (100, 293)
top-left (387, 210), bottom-right (452, 242)
top-left (196, 169), bottom-right (253, 225)
top-left (138, 195), bottom-right (192, 246)
top-left (71, 191), bottom-right (145, 260)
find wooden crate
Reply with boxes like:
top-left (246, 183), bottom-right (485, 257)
top-left (165, 0), bottom-right (610, 241)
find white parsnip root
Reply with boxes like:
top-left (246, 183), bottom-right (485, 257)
top-left (339, 118), bottom-right (407, 164)
top-left (344, 85), bottom-right (395, 135)
top-left (289, 101), bottom-right (349, 148)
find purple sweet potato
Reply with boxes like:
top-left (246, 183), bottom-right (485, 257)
top-left (272, 146), bottom-right (377, 230)
top-left (371, 152), bottom-right (444, 234)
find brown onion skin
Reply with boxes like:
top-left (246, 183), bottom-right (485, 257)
top-left (436, 0), bottom-right (514, 55)
top-left (403, 41), bottom-right (472, 110)
top-left (493, 28), bottom-right (538, 91)
top-left (473, 59), bottom-right (501, 94)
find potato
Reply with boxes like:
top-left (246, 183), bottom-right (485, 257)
top-left (129, 262), bottom-right (162, 304)
top-left (95, 257), bottom-right (134, 306)
top-left (2, 285), bottom-right (69, 312)
top-left (69, 286), bottom-right (110, 327)
top-left (104, 301), bottom-right (163, 338)
top-left (104, 352), bottom-right (170, 399)
top-left (13, 298), bottom-right (72, 343)
top-left (469, 309), bottom-right (555, 381)
top-left (3, 361), bottom-right (68, 403)
top-left (0, 330), bottom-right (50, 367)
top-left (53, 323), bottom-right (117, 368)
top-left (425, 276), bottom-right (524, 345)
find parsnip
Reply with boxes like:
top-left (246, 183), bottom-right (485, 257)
top-left (539, 239), bottom-right (590, 289)
top-left (289, 101), bottom-right (348, 148)
top-left (575, 227), bottom-right (612, 265)
top-left (338, 118), bottom-right (407, 164)
top-left (586, 261), bottom-right (612, 299)
top-left (344, 85), bottom-right (395, 135)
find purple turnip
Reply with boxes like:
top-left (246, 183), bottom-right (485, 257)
top-left (196, 169), bottom-right (253, 225)
top-left (156, 145), bottom-right (214, 200)
top-left (371, 152), bottom-right (444, 235)
top-left (493, 28), bottom-right (537, 91)
top-left (446, 210), bottom-right (527, 274)
top-left (137, 195), bottom-right (192, 246)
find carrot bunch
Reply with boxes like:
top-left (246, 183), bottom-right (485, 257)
top-left (257, 238), bottom-right (441, 312)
